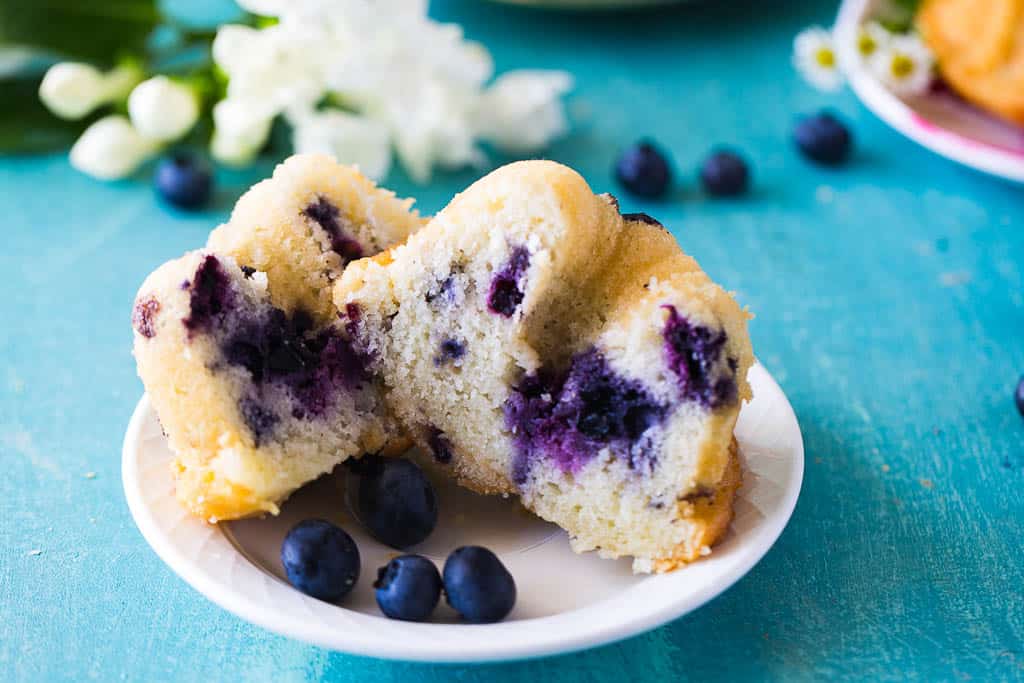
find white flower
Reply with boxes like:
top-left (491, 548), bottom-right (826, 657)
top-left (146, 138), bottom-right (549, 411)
top-left (39, 62), bottom-right (141, 120)
top-left (793, 26), bottom-right (844, 92)
top-left (128, 76), bottom-right (199, 142)
top-left (210, 98), bottom-right (275, 166)
top-left (211, 0), bottom-right (572, 181)
top-left (855, 21), bottom-right (893, 61)
top-left (374, 78), bottom-right (484, 183)
top-left (475, 70), bottom-right (573, 152)
top-left (69, 115), bottom-right (160, 180)
top-left (211, 24), bottom-right (262, 76)
top-left (290, 108), bottom-right (392, 180)
top-left (216, 23), bottom-right (327, 114)
top-left (870, 33), bottom-right (935, 96)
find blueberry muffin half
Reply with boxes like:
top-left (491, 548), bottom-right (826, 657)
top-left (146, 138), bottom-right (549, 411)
top-left (335, 161), bottom-right (753, 572)
top-left (133, 155), bottom-right (421, 520)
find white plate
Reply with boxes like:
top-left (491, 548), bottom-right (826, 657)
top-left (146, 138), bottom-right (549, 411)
top-left (835, 0), bottom-right (1024, 184)
top-left (122, 363), bottom-right (803, 663)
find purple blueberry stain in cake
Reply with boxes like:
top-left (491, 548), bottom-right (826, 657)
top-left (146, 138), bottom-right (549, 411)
top-left (301, 195), bottom-right (364, 264)
top-left (505, 348), bottom-right (667, 485)
top-left (342, 302), bottom-right (362, 339)
top-left (239, 397), bottom-right (278, 447)
top-left (426, 427), bottom-right (453, 464)
top-left (425, 270), bottom-right (460, 306)
top-left (621, 212), bottom-right (663, 228)
top-left (434, 338), bottom-right (466, 367)
top-left (240, 265), bottom-right (256, 279)
top-left (182, 255), bottom-right (234, 335)
top-left (132, 296), bottom-right (161, 338)
top-left (220, 304), bottom-right (372, 438)
top-left (661, 305), bottom-right (737, 409)
top-left (487, 246), bottom-right (530, 318)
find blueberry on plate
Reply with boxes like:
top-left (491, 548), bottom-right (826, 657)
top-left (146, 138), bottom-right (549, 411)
top-left (374, 554), bottom-right (442, 622)
top-left (614, 140), bottom-right (672, 198)
top-left (1016, 376), bottom-right (1024, 418)
top-left (700, 149), bottom-right (750, 196)
top-left (280, 519), bottom-right (360, 602)
top-left (155, 153), bottom-right (213, 209)
top-left (794, 112), bottom-right (853, 165)
top-left (443, 546), bottom-right (516, 623)
top-left (356, 458), bottom-right (438, 549)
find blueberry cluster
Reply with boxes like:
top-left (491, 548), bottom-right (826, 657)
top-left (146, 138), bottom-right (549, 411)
top-left (612, 110), bottom-right (854, 201)
top-left (280, 457), bottom-right (516, 624)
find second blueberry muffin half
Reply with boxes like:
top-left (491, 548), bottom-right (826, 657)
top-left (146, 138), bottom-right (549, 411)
top-left (335, 160), bottom-right (754, 573)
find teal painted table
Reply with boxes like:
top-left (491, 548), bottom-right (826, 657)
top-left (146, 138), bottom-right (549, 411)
top-left (3, 1), bottom-right (1023, 680)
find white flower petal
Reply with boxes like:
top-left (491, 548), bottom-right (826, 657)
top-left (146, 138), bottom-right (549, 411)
top-left (212, 0), bottom-right (571, 177)
top-left (856, 21), bottom-right (894, 59)
top-left (475, 70), bottom-right (573, 151)
top-left (869, 33), bottom-right (935, 96)
top-left (793, 26), bottom-right (844, 92)
top-left (39, 63), bottom-right (109, 120)
top-left (290, 108), bottom-right (392, 180)
top-left (69, 115), bottom-right (159, 180)
top-left (212, 24), bottom-right (262, 76)
top-left (128, 76), bottom-right (199, 142)
top-left (210, 99), bottom-right (275, 166)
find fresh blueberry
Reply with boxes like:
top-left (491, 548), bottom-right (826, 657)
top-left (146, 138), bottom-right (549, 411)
top-left (373, 555), bottom-right (442, 621)
top-left (280, 519), bottom-right (360, 602)
top-left (700, 149), bottom-right (750, 196)
top-left (356, 458), bottom-right (438, 549)
top-left (443, 546), bottom-right (516, 623)
top-left (794, 112), bottom-right (853, 165)
top-left (614, 140), bottom-right (672, 198)
top-left (1016, 376), bottom-right (1024, 418)
top-left (155, 154), bottom-right (213, 209)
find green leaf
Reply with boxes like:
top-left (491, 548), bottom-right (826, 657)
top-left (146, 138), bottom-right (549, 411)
top-left (0, 76), bottom-right (86, 154)
top-left (874, 0), bottom-right (922, 33)
top-left (0, 0), bottom-right (160, 66)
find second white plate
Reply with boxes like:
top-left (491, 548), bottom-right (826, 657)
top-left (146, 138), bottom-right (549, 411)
top-left (836, 0), bottom-right (1024, 184)
top-left (122, 362), bottom-right (803, 663)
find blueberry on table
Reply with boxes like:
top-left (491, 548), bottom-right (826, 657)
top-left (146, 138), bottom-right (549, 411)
top-left (280, 519), bottom-right (360, 602)
top-left (154, 154), bottom-right (213, 209)
top-left (356, 458), bottom-right (438, 549)
top-left (443, 546), bottom-right (516, 623)
top-left (374, 554), bottom-right (443, 622)
top-left (700, 149), bottom-right (750, 196)
top-left (1016, 376), bottom-right (1024, 418)
top-left (614, 140), bottom-right (672, 198)
top-left (794, 112), bottom-right (853, 165)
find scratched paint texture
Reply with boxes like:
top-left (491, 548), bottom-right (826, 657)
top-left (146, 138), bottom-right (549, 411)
top-left (2, 0), bottom-right (1022, 680)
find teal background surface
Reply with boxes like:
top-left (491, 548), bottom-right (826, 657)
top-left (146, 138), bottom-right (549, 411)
top-left (3, 1), bottom-right (1023, 680)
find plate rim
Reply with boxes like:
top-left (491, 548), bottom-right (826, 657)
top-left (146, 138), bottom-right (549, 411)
top-left (122, 362), bottom-right (803, 663)
top-left (834, 0), bottom-right (1024, 184)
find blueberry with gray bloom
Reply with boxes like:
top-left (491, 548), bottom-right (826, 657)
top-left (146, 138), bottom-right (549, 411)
top-left (443, 546), bottom-right (516, 623)
top-left (374, 555), bottom-right (442, 622)
top-left (281, 519), bottom-right (360, 602)
top-left (356, 458), bottom-right (438, 548)
top-left (1016, 376), bottom-right (1024, 418)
